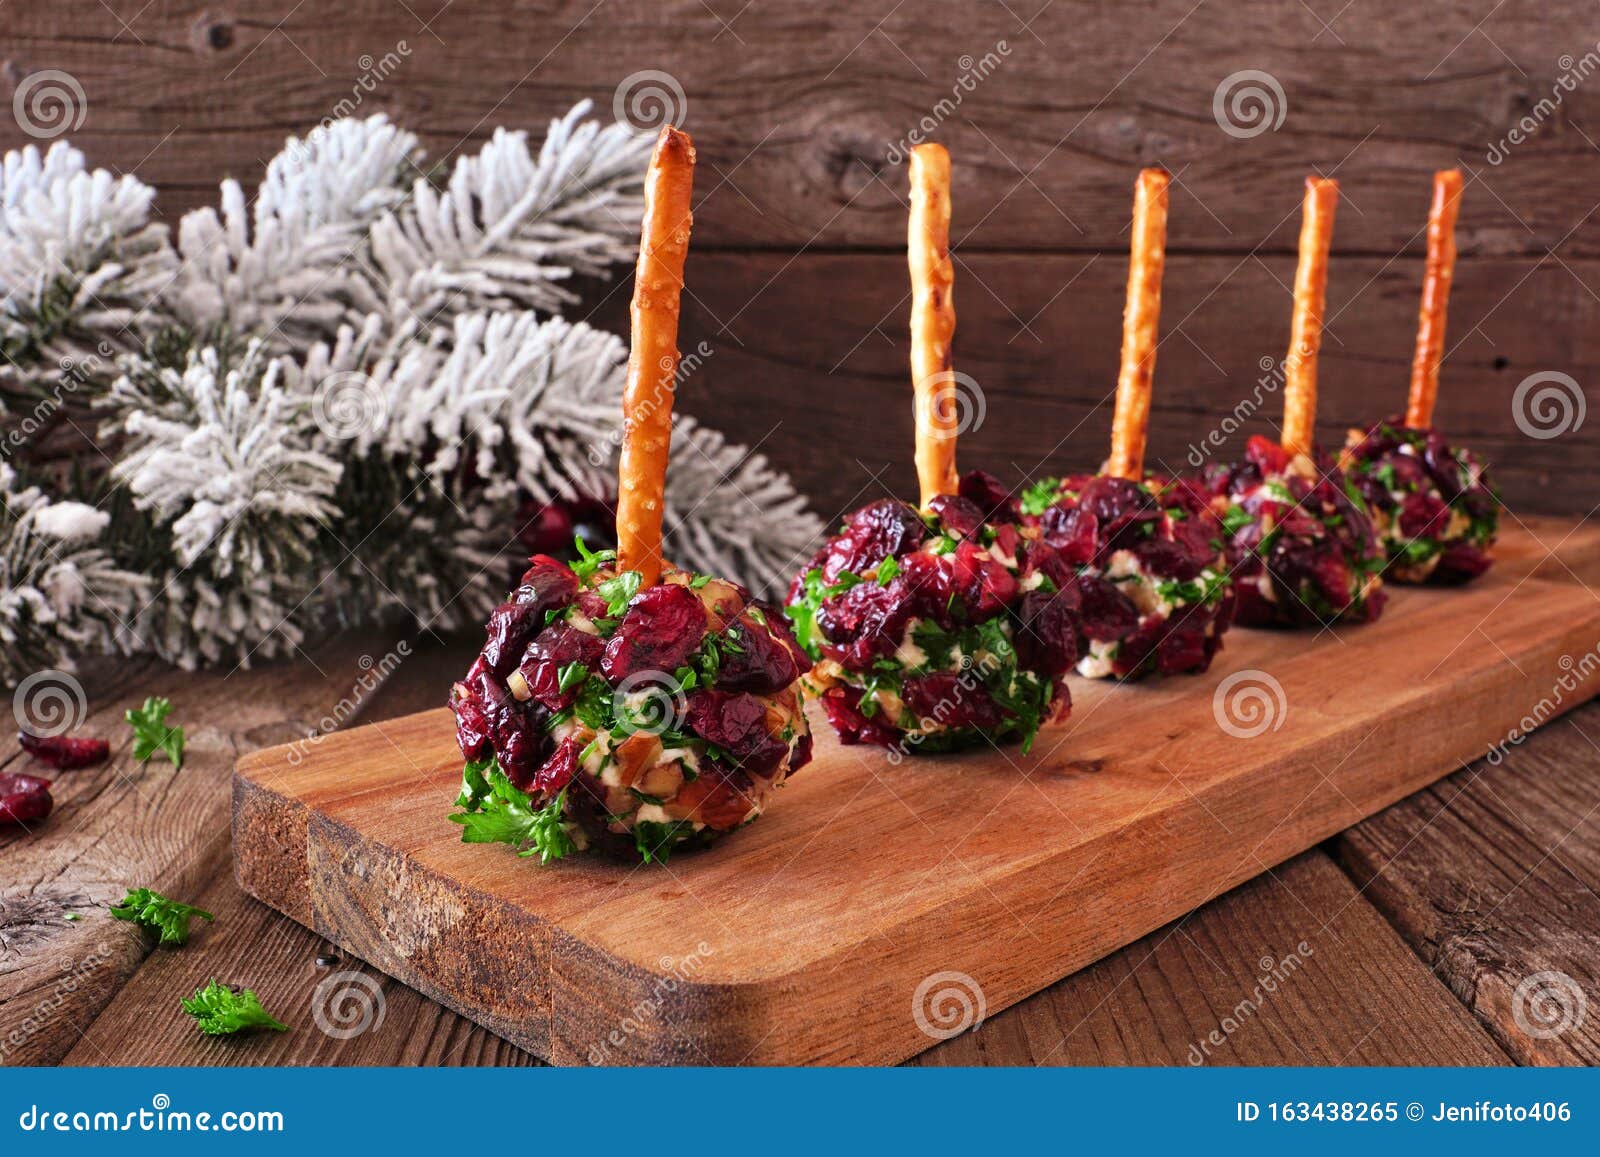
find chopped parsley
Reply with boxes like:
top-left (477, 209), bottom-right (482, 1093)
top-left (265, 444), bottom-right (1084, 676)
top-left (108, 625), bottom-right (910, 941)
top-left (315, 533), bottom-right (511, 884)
top-left (110, 888), bottom-right (215, 946)
top-left (1019, 477), bottom-right (1061, 517)
top-left (570, 536), bottom-right (616, 580)
top-left (596, 570), bottom-right (642, 617)
top-left (450, 757), bottom-right (576, 863)
top-left (126, 696), bottom-right (185, 769)
top-left (181, 980), bottom-right (288, 1036)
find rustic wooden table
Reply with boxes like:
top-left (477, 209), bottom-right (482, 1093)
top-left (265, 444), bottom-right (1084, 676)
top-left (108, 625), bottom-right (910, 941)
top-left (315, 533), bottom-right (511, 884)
top-left (3, 609), bottom-right (1597, 1068)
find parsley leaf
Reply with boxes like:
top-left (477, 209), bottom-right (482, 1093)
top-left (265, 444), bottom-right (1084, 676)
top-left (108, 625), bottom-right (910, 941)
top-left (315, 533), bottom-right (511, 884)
top-left (556, 661), bottom-right (589, 693)
top-left (1019, 477), bottom-right (1061, 516)
top-left (596, 570), bottom-right (642, 617)
top-left (110, 887), bottom-right (214, 946)
top-left (1220, 504), bottom-right (1253, 537)
top-left (449, 759), bottom-right (576, 863)
top-left (571, 536), bottom-right (616, 580)
top-left (126, 696), bottom-right (185, 769)
top-left (181, 980), bottom-right (288, 1036)
top-left (634, 820), bottom-right (697, 864)
top-left (876, 556), bottom-right (901, 585)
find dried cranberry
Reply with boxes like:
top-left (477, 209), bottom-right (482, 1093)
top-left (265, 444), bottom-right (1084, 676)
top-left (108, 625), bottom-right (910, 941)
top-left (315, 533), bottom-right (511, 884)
top-left (1397, 491), bottom-right (1449, 539)
top-left (1039, 503), bottom-right (1098, 564)
top-left (1076, 575), bottom-right (1139, 642)
top-left (1245, 434), bottom-right (1291, 475)
top-left (482, 602), bottom-right (548, 678)
top-left (18, 732), bottom-right (110, 770)
top-left (600, 584), bottom-right (708, 681)
top-left (0, 772), bottom-right (52, 827)
top-left (453, 658), bottom-right (552, 788)
top-left (685, 690), bottom-right (787, 775)
top-left (948, 541), bottom-right (1018, 622)
top-left (714, 614), bottom-right (800, 694)
top-left (1434, 542), bottom-right (1492, 584)
top-left (788, 729), bottom-right (814, 774)
top-left (958, 470), bottom-right (1018, 522)
top-left (927, 493), bottom-right (987, 539)
top-left (1133, 535), bottom-right (1204, 580)
top-left (817, 580), bottom-right (917, 666)
top-left (819, 686), bottom-right (903, 748)
top-left (1021, 540), bottom-right (1075, 591)
top-left (532, 735), bottom-right (583, 796)
top-left (759, 602), bottom-right (813, 672)
top-left (1014, 588), bottom-right (1081, 676)
top-left (823, 499), bottom-right (927, 581)
top-left (901, 673), bottom-right (1004, 731)
top-left (449, 656), bottom-right (495, 761)
top-left (518, 623), bottom-right (605, 710)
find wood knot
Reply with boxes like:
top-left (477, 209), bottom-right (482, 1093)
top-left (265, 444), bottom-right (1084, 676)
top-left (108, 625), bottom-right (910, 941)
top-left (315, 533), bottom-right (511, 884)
top-left (192, 13), bottom-right (235, 53)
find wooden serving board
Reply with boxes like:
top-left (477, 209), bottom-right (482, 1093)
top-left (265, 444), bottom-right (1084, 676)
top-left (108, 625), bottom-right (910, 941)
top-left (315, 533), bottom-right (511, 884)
top-left (234, 522), bottom-right (1600, 1065)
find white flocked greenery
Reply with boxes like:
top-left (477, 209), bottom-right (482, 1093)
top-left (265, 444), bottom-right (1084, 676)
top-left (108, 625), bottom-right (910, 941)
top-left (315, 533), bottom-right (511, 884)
top-left (0, 101), bottom-right (822, 685)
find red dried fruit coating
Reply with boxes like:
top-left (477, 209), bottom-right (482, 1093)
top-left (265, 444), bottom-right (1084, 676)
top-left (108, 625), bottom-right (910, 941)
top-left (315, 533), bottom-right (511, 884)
top-left (819, 686), bottom-right (903, 748)
top-left (600, 583), bottom-right (708, 681)
top-left (714, 613), bottom-right (800, 695)
top-left (1013, 589), bottom-right (1081, 676)
top-left (18, 732), bottom-right (110, 770)
top-left (926, 493), bottom-right (986, 538)
top-left (901, 673), bottom-right (1004, 731)
top-left (684, 690), bottom-right (788, 776)
top-left (822, 499), bottom-right (926, 581)
top-left (0, 772), bottom-right (53, 827)
top-left (1076, 575), bottom-right (1140, 643)
top-left (518, 623), bottom-right (605, 710)
top-left (532, 735), bottom-right (584, 796)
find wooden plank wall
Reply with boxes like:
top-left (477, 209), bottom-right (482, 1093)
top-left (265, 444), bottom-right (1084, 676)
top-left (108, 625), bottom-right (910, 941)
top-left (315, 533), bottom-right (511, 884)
top-left (4, 1), bottom-right (1599, 520)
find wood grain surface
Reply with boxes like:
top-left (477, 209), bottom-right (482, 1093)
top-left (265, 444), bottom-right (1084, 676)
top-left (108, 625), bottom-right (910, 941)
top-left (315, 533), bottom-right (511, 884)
top-left (4, 2), bottom-right (1599, 515)
top-left (0, 637), bottom-right (411, 1065)
top-left (232, 526), bottom-right (1600, 1065)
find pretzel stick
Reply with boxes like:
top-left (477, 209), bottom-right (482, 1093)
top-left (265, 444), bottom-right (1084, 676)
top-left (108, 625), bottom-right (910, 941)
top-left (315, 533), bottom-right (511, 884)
top-left (1108, 167), bottom-right (1171, 480)
top-left (1406, 168), bottom-right (1463, 428)
top-left (1282, 176), bottom-right (1339, 458)
top-left (616, 126), bottom-right (695, 586)
top-left (908, 143), bottom-right (958, 510)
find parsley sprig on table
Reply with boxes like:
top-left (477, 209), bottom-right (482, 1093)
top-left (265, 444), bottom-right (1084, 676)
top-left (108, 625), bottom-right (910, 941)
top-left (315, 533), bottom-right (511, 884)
top-left (110, 887), bottom-right (214, 945)
top-left (126, 696), bottom-right (185, 769)
top-left (181, 980), bottom-right (288, 1035)
top-left (450, 757), bottom-right (576, 863)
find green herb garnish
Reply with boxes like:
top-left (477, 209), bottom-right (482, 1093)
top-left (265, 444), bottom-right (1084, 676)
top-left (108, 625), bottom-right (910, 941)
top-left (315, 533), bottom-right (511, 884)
top-left (571, 536), bottom-right (616, 580)
top-left (596, 570), bottom-right (642, 617)
top-left (110, 887), bottom-right (215, 945)
top-left (181, 980), bottom-right (289, 1036)
top-left (450, 758), bottom-right (576, 863)
top-left (126, 697), bottom-right (185, 769)
top-left (1019, 477), bottom-right (1061, 517)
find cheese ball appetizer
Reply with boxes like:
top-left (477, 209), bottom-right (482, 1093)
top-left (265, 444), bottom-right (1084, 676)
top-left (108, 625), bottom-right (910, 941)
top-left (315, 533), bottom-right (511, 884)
top-left (787, 489), bottom-right (1076, 754)
top-left (1341, 171), bottom-right (1498, 585)
top-left (451, 549), bottom-right (812, 862)
top-left (1020, 473), bottom-right (1234, 678)
top-left (449, 126), bottom-right (813, 864)
top-left (1341, 420), bottom-right (1497, 584)
top-left (1015, 168), bottom-right (1234, 679)
top-left (1206, 435), bottom-right (1386, 627)
top-left (1211, 177), bottom-right (1386, 629)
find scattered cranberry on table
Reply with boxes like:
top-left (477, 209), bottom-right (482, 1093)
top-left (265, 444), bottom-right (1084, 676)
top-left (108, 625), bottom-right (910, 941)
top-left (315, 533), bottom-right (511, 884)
top-left (18, 731), bottom-right (111, 770)
top-left (0, 772), bottom-right (53, 827)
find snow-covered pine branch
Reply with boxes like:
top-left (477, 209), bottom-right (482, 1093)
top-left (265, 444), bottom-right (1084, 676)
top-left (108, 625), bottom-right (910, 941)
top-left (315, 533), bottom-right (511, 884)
top-left (369, 100), bottom-right (652, 327)
top-left (0, 143), bottom-right (174, 409)
top-left (0, 464), bottom-right (148, 685)
top-left (167, 117), bottom-right (421, 350)
top-left (662, 417), bottom-right (825, 600)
